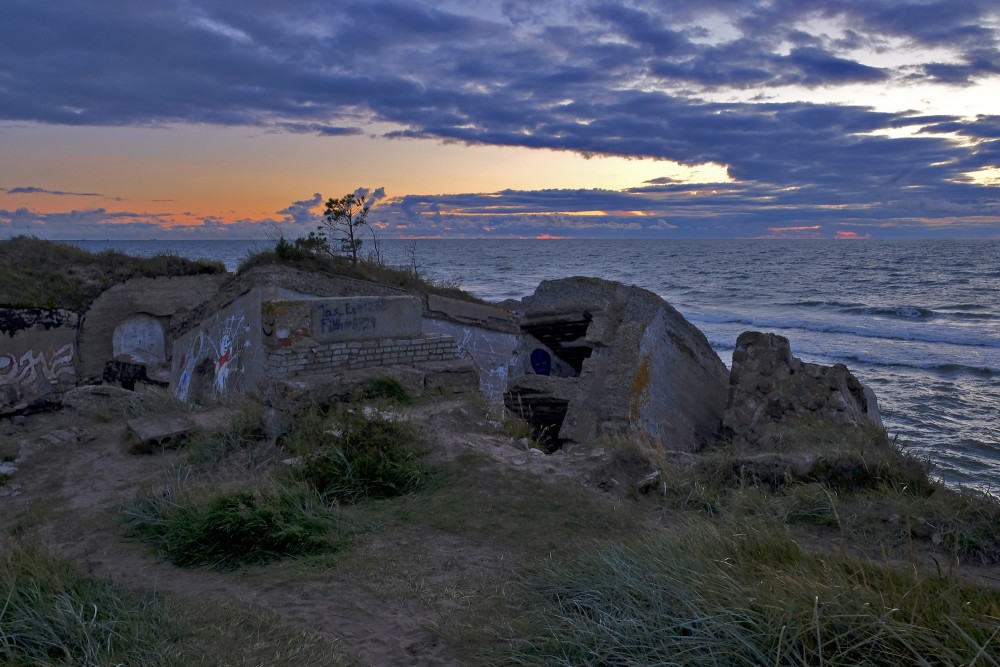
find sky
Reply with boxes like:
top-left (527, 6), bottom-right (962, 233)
top-left (1, 0), bottom-right (999, 240)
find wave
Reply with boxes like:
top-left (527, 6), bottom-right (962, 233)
top-left (774, 300), bottom-right (997, 323)
top-left (840, 305), bottom-right (935, 320)
top-left (832, 355), bottom-right (997, 377)
top-left (779, 299), bottom-right (864, 309)
top-left (689, 310), bottom-right (999, 350)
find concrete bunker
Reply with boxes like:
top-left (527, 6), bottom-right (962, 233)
top-left (505, 277), bottom-right (730, 453)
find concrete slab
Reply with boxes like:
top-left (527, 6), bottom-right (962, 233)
top-left (126, 414), bottom-right (194, 448)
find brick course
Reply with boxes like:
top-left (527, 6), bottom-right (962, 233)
top-left (266, 333), bottom-right (458, 379)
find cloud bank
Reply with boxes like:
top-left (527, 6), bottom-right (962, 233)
top-left (1, 0), bottom-right (998, 238)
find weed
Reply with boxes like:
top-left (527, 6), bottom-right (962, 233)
top-left (238, 243), bottom-right (484, 303)
top-left (121, 484), bottom-right (351, 570)
top-left (0, 540), bottom-right (173, 666)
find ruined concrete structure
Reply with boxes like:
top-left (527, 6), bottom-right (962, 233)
top-left (1, 263), bottom-right (518, 414)
top-left (722, 331), bottom-right (882, 445)
top-left (3, 262), bottom-right (886, 460)
top-left (78, 275), bottom-right (228, 383)
top-left (505, 277), bottom-right (730, 452)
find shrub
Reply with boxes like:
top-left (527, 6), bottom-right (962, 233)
top-left (121, 485), bottom-right (349, 570)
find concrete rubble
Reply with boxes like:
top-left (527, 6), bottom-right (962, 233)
top-left (722, 331), bottom-right (882, 446)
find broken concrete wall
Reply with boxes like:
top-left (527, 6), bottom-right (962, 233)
top-left (1, 308), bottom-right (79, 414)
top-left (78, 274), bottom-right (227, 382)
top-left (722, 331), bottom-right (882, 446)
top-left (506, 277), bottom-right (729, 451)
top-left (422, 295), bottom-right (520, 401)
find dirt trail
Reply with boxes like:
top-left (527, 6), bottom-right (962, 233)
top-left (0, 406), bottom-right (478, 666)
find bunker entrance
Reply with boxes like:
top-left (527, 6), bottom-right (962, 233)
top-left (504, 386), bottom-right (570, 453)
top-left (521, 314), bottom-right (594, 375)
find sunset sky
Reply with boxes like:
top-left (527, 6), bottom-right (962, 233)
top-left (2, 0), bottom-right (999, 240)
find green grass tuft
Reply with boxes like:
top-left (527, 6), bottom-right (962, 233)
top-left (359, 377), bottom-right (412, 405)
top-left (121, 485), bottom-right (351, 570)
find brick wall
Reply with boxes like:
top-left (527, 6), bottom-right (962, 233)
top-left (267, 333), bottom-right (457, 379)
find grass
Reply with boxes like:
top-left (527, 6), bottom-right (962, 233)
top-left (0, 541), bottom-right (173, 666)
top-left (238, 237), bottom-right (483, 303)
top-left (649, 420), bottom-right (1000, 565)
top-left (0, 236), bottom-right (225, 311)
top-left (359, 376), bottom-right (412, 405)
top-left (120, 483), bottom-right (352, 570)
top-left (285, 404), bottom-right (428, 504)
top-left (184, 400), bottom-right (271, 470)
top-left (501, 520), bottom-right (1000, 666)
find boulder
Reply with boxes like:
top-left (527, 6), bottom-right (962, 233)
top-left (722, 331), bottom-right (882, 446)
top-left (505, 277), bottom-right (729, 452)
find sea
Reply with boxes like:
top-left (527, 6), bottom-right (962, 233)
top-left (69, 238), bottom-right (1000, 491)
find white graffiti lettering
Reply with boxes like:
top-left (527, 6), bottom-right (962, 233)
top-left (0, 343), bottom-right (76, 386)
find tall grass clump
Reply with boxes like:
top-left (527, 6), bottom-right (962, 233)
top-left (121, 485), bottom-right (350, 570)
top-left (503, 520), bottom-right (1000, 666)
top-left (286, 406), bottom-right (427, 504)
top-left (0, 541), bottom-right (171, 666)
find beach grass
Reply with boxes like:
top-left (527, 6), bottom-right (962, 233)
top-left (0, 540), bottom-right (173, 666)
top-left (500, 519), bottom-right (1000, 666)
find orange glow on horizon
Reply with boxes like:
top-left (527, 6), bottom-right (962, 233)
top-left (536, 233), bottom-right (567, 239)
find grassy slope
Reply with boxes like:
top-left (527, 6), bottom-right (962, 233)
top-left (9, 389), bottom-right (998, 665)
top-left (0, 236), bottom-right (226, 311)
top-left (238, 243), bottom-right (485, 304)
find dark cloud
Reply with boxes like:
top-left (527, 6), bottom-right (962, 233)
top-left (6, 186), bottom-right (104, 197)
top-left (1, 0), bottom-right (998, 238)
top-left (277, 193), bottom-right (323, 227)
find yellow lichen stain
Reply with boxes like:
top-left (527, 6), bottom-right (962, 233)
top-left (630, 355), bottom-right (652, 424)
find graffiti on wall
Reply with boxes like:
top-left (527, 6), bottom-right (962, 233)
top-left (175, 313), bottom-right (251, 401)
top-left (451, 326), bottom-right (517, 403)
top-left (0, 344), bottom-right (76, 386)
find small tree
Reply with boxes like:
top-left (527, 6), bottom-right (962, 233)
top-left (321, 191), bottom-right (373, 265)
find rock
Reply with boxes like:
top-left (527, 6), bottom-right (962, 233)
top-left (505, 277), bottom-right (729, 453)
top-left (62, 385), bottom-right (145, 419)
top-left (722, 331), bottom-right (882, 446)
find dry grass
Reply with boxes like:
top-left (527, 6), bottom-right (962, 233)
top-left (0, 236), bottom-right (225, 311)
top-left (238, 239), bottom-right (483, 303)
